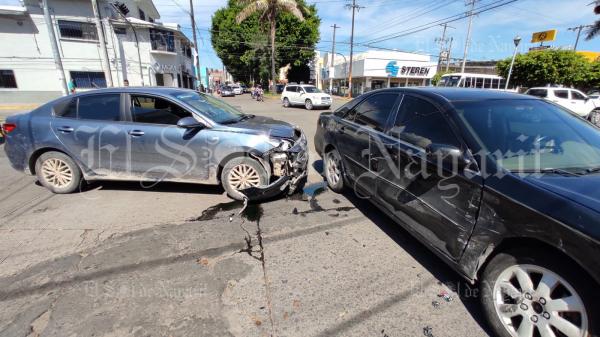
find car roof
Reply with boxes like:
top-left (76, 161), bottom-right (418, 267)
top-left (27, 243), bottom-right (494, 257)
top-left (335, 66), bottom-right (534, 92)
top-left (370, 87), bottom-right (531, 102)
top-left (69, 86), bottom-right (197, 98)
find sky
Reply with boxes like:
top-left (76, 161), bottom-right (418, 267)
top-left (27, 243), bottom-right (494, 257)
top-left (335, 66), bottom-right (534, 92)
top-left (3, 0), bottom-right (600, 69)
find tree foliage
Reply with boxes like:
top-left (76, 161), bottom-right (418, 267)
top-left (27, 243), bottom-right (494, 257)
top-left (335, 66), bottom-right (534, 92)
top-left (496, 50), bottom-right (597, 88)
top-left (211, 0), bottom-right (320, 86)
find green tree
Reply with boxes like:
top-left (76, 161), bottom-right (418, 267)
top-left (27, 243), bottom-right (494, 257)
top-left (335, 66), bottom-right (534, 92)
top-left (586, 1), bottom-right (600, 40)
top-left (211, 0), bottom-right (319, 87)
top-left (496, 50), bottom-right (591, 88)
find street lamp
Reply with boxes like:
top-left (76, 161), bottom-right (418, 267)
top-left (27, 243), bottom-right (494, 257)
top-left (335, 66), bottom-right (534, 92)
top-left (505, 35), bottom-right (521, 90)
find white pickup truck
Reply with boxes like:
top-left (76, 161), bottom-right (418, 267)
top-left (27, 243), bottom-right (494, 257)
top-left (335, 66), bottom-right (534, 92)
top-left (525, 87), bottom-right (600, 126)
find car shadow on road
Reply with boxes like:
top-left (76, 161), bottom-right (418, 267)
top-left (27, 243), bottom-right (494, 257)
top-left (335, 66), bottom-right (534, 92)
top-left (335, 190), bottom-right (493, 335)
top-left (80, 180), bottom-right (224, 195)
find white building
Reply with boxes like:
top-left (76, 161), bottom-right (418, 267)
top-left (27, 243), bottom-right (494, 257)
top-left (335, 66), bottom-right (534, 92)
top-left (321, 50), bottom-right (438, 96)
top-left (0, 0), bottom-right (196, 103)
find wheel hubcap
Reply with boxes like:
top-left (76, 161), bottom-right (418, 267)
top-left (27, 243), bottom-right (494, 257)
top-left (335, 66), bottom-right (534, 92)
top-left (228, 164), bottom-right (261, 190)
top-left (493, 264), bottom-right (588, 337)
top-left (41, 158), bottom-right (73, 188)
top-left (326, 153), bottom-right (341, 186)
top-left (592, 111), bottom-right (600, 126)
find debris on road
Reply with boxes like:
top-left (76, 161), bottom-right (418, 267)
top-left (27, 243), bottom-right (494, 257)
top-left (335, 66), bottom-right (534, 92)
top-left (431, 301), bottom-right (440, 308)
top-left (437, 290), bottom-right (454, 302)
top-left (423, 326), bottom-right (434, 337)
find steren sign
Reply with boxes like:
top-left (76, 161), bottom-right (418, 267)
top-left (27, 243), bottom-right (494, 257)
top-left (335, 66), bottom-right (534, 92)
top-left (385, 61), bottom-right (433, 78)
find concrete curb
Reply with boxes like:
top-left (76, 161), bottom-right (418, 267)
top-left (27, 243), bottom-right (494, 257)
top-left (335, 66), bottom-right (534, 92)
top-left (0, 104), bottom-right (39, 111)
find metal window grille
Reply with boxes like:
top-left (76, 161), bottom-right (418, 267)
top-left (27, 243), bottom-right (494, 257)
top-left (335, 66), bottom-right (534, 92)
top-left (58, 20), bottom-right (98, 40)
top-left (150, 29), bottom-right (175, 52)
top-left (0, 70), bottom-right (17, 88)
top-left (70, 71), bottom-right (107, 88)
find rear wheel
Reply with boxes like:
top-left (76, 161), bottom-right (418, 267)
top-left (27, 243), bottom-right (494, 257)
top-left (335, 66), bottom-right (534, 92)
top-left (221, 157), bottom-right (268, 200)
top-left (283, 97), bottom-right (290, 107)
top-left (35, 151), bottom-right (81, 194)
top-left (324, 149), bottom-right (345, 192)
top-left (480, 248), bottom-right (598, 337)
top-left (305, 99), bottom-right (313, 110)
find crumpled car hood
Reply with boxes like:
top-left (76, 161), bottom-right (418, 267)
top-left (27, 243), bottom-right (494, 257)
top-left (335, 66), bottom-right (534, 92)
top-left (225, 115), bottom-right (297, 139)
top-left (525, 174), bottom-right (600, 212)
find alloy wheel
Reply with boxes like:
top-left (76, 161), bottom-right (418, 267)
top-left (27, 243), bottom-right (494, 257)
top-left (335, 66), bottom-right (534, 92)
top-left (326, 152), bottom-right (341, 186)
top-left (591, 111), bottom-right (600, 127)
top-left (41, 158), bottom-right (73, 188)
top-left (228, 164), bottom-right (261, 190)
top-left (305, 100), bottom-right (313, 110)
top-left (493, 264), bottom-right (588, 337)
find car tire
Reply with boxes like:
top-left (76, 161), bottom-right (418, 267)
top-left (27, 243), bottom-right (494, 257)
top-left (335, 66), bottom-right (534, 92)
top-left (324, 149), bottom-right (345, 193)
top-left (35, 151), bottom-right (82, 194)
top-left (283, 97), bottom-right (290, 107)
top-left (305, 99), bottom-right (313, 110)
top-left (480, 248), bottom-right (598, 337)
top-left (221, 157), bottom-right (269, 201)
top-left (589, 109), bottom-right (600, 127)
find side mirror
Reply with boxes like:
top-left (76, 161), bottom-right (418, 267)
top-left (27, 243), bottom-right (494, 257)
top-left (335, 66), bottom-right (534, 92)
top-left (177, 116), bottom-right (206, 129)
top-left (426, 143), bottom-right (471, 168)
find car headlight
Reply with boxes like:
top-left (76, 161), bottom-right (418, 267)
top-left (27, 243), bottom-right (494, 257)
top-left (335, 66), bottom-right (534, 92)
top-left (267, 137), bottom-right (292, 150)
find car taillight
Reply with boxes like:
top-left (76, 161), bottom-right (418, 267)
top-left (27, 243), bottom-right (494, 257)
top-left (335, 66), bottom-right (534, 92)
top-left (2, 123), bottom-right (16, 134)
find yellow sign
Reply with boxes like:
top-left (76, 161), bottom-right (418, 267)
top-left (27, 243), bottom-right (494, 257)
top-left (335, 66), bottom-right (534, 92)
top-left (577, 51), bottom-right (600, 62)
top-left (531, 30), bottom-right (557, 43)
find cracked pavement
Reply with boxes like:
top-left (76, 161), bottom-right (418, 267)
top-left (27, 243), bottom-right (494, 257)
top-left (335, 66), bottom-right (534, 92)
top-left (0, 96), bottom-right (491, 337)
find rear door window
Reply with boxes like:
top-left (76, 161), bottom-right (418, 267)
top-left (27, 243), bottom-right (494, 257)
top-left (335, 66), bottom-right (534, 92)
top-left (527, 89), bottom-right (548, 98)
top-left (571, 90), bottom-right (586, 100)
top-left (554, 90), bottom-right (569, 99)
top-left (77, 94), bottom-right (121, 121)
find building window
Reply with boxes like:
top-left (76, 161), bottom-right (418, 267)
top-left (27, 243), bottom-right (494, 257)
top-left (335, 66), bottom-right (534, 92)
top-left (148, 17), bottom-right (154, 23)
top-left (70, 71), bottom-right (106, 88)
top-left (150, 29), bottom-right (175, 52)
top-left (180, 42), bottom-right (192, 58)
top-left (58, 20), bottom-right (98, 40)
top-left (138, 8), bottom-right (145, 20)
top-left (114, 27), bottom-right (127, 35)
top-left (0, 70), bottom-right (17, 88)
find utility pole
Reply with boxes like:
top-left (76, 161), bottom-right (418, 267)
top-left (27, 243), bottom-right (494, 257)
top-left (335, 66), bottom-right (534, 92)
top-left (446, 37), bottom-right (453, 72)
top-left (42, 0), bottom-right (68, 95)
top-left (329, 24), bottom-right (339, 94)
top-left (190, 0), bottom-right (201, 90)
top-left (435, 23), bottom-right (454, 72)
top-left (91, 0), bottom-right (113, 87)
top-left (568, 25), bottom-right (593, 51)
top-left (346, 0), bottom-right (363, 98)
top-left (461, 0), bottom-right (476, 73)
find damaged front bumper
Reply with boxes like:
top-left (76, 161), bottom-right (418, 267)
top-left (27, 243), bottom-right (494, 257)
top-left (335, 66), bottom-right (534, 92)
top-left (242, 131), bottom-right (309, 200)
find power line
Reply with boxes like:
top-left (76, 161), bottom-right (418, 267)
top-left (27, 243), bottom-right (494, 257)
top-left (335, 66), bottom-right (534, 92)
top-left (346, 0), bottom-right (364, 98)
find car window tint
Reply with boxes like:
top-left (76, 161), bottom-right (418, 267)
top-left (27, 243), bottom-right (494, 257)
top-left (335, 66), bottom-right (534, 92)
top-left (350, 93), bottom-right (398, 132)
top-left (286, 86), bottom-right (296, 92)
top-left (78, 94), bottom-right (121, 121)
top-left (527, 89), bottom-right (547, 98)
top-left (54, 98), bottom-right (77, 118)
top-left (130, 95), bottom-right (191, 125)
top-left (390, 95), bottom-right (459, 149)
top-left (571, 91), bottom-right (586, 100)
top-left (554, 90), bottom-right (569, 99)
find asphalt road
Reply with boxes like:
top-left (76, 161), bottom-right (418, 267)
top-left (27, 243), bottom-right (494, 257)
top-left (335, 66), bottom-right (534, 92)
top-left (0, 94), bottom-right (491, 337)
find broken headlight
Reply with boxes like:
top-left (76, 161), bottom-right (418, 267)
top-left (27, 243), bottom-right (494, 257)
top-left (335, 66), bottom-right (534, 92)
top-left (270, 152), bottom-right (288, 177)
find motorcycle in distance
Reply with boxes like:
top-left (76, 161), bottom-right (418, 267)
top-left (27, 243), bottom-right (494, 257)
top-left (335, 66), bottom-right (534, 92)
top-left (251, 85), bottom-right (264, 102)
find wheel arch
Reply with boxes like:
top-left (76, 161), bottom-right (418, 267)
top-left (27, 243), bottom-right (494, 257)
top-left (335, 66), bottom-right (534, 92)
top-left (475, 236), bottom-right (599, 287)
top-left (216, 151), bottom-right (271, 183)
top-left (28, 147), bottom-right (71, 175)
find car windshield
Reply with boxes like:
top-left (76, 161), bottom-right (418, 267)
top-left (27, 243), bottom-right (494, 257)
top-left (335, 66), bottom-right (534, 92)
top-left (303, 86), bottom-right (321, 93)
top-left (454, 99), bottom-right (600, 173)
top-left (438, 76), bottom-right (461, 87)
top-left (173, 92), bottom-right (244, 124)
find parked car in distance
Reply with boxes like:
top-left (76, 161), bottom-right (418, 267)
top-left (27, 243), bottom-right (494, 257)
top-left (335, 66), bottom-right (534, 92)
top-left (525, 87), bottom-right (600, 125)
top-left (315, 87), bottom-right (600, 337)
top-left (220, 85), bottom-right (235, 97)
top-left (231, 85), bottom-right (243, 95)
top-left (2, 87), bottom-right (308, 200)
top-left (281, 84), bottom-right (332, 110)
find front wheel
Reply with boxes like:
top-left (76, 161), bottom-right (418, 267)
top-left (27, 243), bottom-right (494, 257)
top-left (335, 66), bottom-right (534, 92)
top-left (480, 248), bottom-right (597, 337)
top-left (324, 149), bottom-right (345, 193)
top-left (589, 109), bottom-right (600, 127)
top-left (221, 157), bottom-right (268, 200)
top-left (283, 97), bottom-right (290, 107)
top-left (305, 99), bottom-right (313, 110)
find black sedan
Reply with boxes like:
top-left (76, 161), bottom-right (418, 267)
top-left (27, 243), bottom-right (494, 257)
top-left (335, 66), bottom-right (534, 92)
top-left (315, 87), bottom-right (600, 337)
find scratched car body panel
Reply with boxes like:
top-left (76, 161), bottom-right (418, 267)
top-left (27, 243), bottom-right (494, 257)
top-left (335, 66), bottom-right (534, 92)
top-left (315, 88), bottom-right (600, 318)
top-left (3, 87), bottom-right (308, 199)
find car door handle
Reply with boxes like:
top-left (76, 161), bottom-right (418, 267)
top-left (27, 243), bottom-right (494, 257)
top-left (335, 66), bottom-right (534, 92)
top-left (57, 126), bottom-right (74, 133)
top-left (128, 130), bottom-right (145, 137)
top-left (337, 125), bottom-right (346, 134)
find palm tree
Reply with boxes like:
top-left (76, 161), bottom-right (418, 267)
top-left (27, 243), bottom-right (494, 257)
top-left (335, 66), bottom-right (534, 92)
top-left (236, 0), bottom-right (304, 91)
top-left (586, 1), bottom-right (600, 40)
